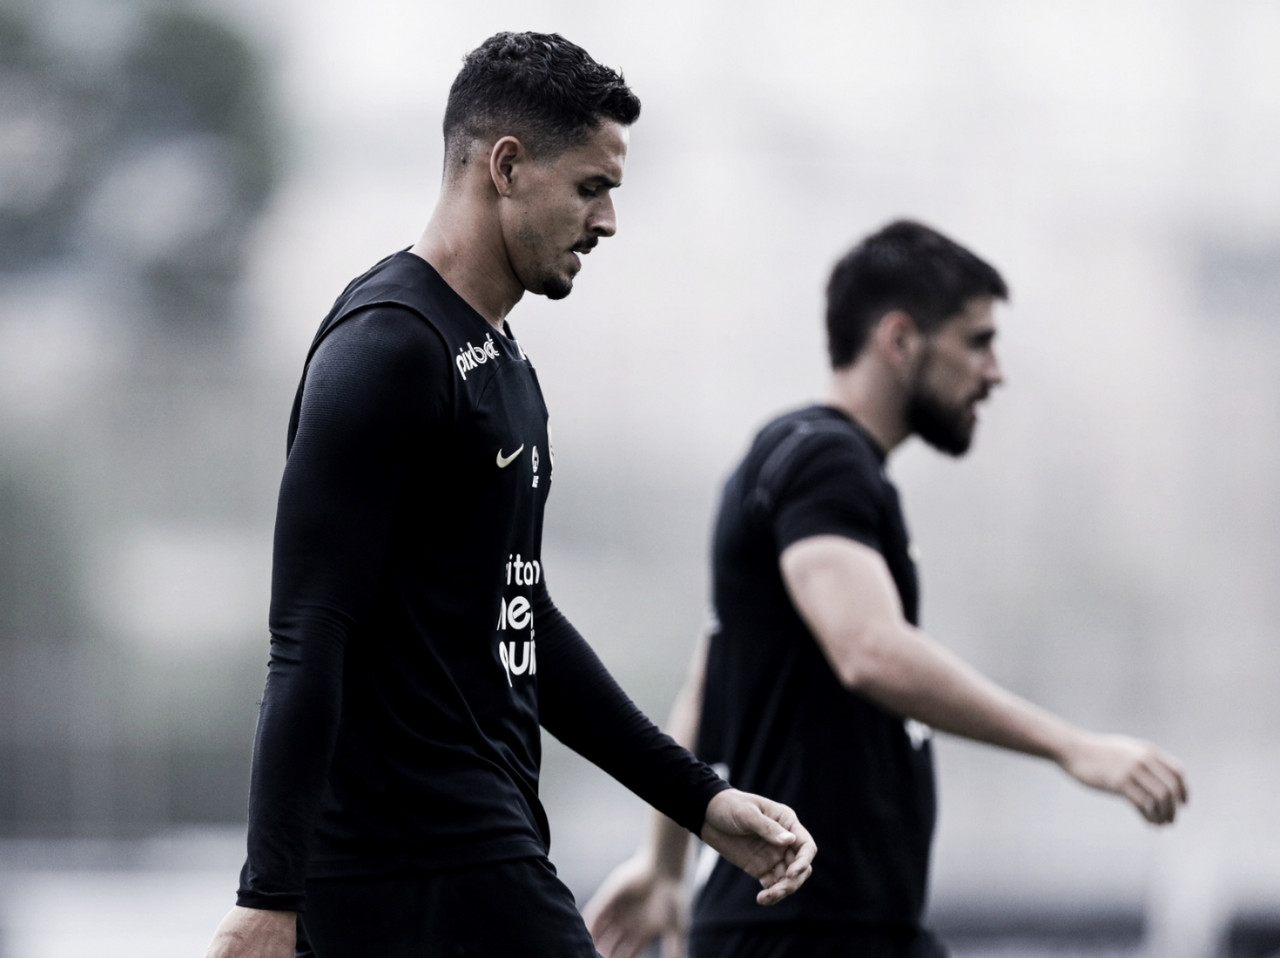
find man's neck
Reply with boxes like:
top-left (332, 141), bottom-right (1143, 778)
top-left (410, 201), bottom-right (522, 332)
top-left (825, 363), bottom-right (909, 454)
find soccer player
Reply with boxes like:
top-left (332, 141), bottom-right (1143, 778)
top-left (584, 220), bottom-right (1189, 958)
top-left (202, 32), bottom-right (815, 958)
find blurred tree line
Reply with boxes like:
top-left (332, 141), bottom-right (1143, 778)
top-left (0, 0), bottom-right (281, 832)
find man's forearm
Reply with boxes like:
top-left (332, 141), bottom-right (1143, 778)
top-left (783, 535), bottom-right (1187, 823)
top-left (535, 602), bottom-right (727, 834)
top-left (238, 624), bottom-right (346, 910)
top-left (849, 620), bottom-right (1082, 764)
top-left (783, 535), bottom-right (1083, 765)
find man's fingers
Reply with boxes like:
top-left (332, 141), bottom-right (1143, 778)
top-left (665, 927), bottom-right (686, 957)
top-left (1120, 780), bottom-right (1157, 823)
top-left (783, 864), bottom-right (813, 895)
top-left (586, 908), bottom-right (616, 945)
top-left (748, 799), bottom-right (816, 865)
top-left (1134, 759), bottom-right (1188, 823)
top-left (660, 928), bottom-right (685, 958)
top-left (593, 923), bottom-right (622, 958)
top-left (1131, 766), bottom-right (1172, 818)
top-left (617, 930), bottom-right (648, 958)
top-left (597, 915), bottom-right (642, 958)
top-left (702, 790), bottom-right (816, 902)
top-left (752, 810), bottom-right (797, 847)
top-left (753, 839), bottom-right (816, 906)
top-left (1147, 752), bottom-right (1189, 805)
top-left (1090, 738), bottom-right (1188, 826)
top-left (736, 799), bottom-right (797, 847)
top-left (754, 863), bottom-right (812, 905)
top-left (1122, 773), bottom-right (1178, 825)
top-left (786, 825), bottom-right (817, 874)
top-left (615, 930), bottom-right (644, 958)
top-left (1174, 768), bottom-right (1190, 804)
top-left (593, 910), bottom-right (659, 958)
top-left (783, 850), bottom-right (803, 881)
top-left (758, 856), bottom-right (790, 887)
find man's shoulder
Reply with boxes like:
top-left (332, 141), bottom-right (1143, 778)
top-left (307, 252), bottom-right (500, 368)
top-left (733, 404), bottom-right (894, 516)
top-left (749, 405), bottom-right (875, 470)
top-left (330, 252), bottom-right (457, 334)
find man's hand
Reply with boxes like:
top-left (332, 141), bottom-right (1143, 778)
top-left (1059, 732), bottom-right (1189, 824)
top-left (584, 789), bottom-right (816, 957)
top-left (700, 788), bottom-right (816, 905)
top-left (203, 905), bottom-right (296, 958)
top-left (583, 852), bottom-right (687, 958)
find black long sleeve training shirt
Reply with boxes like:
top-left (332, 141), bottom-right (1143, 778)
top-left (237, 253), bottom-right (728, 912)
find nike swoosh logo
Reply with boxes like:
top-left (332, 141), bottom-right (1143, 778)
top-left (496, 445), bottom-right (525, 468)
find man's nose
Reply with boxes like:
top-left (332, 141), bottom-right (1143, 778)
top-left (588, 195), bottom-right (616, 237)
top-left (986, 352), bottom-right (1005, 388)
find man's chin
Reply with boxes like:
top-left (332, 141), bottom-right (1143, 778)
top-left (910, 410), bottom-right (974, 456)
top-left (906, 391), bottom-right (977, 457)
top-left (918, 414), bottom-right (976, 455)
top-left (539, 274), bottom-right (574, 301)
top-left (919, 431), bottom-right (973, 457)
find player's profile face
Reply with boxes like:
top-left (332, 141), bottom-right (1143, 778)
top-left (906, 297), bottom-right (1003, 455)
top-left (506, 120), bottom-right (628, 300)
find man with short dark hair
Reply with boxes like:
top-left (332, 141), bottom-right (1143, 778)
top-left (585, 220), bottom-right (1188, 958)
top-left (203, 32), bottom-right (814, 958)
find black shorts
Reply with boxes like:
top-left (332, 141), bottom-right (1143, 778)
top-left (296, 857), bottom-right (600, 958)
top-left (689, 923), bottom-right (948, 958)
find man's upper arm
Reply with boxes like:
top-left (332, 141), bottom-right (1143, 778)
top-left (778, 534), bottom-right (909, 689)
top-left (272, 307), bottom-right (450, 625)
top-left (765, 428), bottom-right (907, 688)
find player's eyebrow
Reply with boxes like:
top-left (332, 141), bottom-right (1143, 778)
top-left (582, 173), bottom-right (622, 189)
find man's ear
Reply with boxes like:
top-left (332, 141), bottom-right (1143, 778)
top-left (489, 136), bottom-right (523, 197)
top-left (874, 309), bottom-right (923, 371)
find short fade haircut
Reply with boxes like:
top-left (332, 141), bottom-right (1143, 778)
top-left (825, 219), bottom-right (1009, 369)
top-left (443, 32), bottom-right (641, 171)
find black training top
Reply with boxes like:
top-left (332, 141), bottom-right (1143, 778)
top-left (692, 404), bottom-right (937, 933)
top-left (237, 252), bottom-right (728, 912)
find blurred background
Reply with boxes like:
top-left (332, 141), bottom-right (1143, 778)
top-left (1, 0), bottom-right (1277, 955)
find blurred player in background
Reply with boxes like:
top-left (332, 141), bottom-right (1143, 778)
top-left (585, 219), bottom-right (1188, 958)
